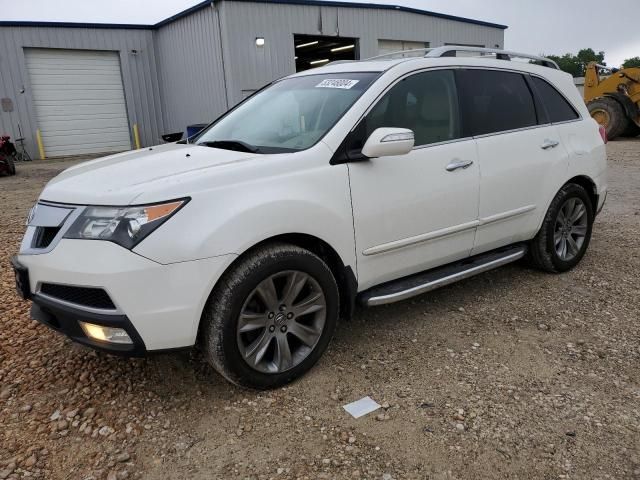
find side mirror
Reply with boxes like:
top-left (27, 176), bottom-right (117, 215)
top-left (361, 128), bottom-right (414, 158)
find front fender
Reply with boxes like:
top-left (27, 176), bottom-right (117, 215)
top-left (133, 158), bottom-right (356, 273)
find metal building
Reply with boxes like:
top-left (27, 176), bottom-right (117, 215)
top-left (0, 0), bottom-right (506, 159)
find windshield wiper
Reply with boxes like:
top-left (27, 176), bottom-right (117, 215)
top-left (198, 140), bottom-right (261, 153)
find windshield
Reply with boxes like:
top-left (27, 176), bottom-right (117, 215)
top-left (194, 72), bottom-right (378, 153)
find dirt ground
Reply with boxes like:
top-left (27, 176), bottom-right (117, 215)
top-left (1, 140), bottom-right (639, 480)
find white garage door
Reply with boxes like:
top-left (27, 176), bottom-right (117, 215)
top-left (378, 40), bottom-right (429, 57)
top-left (25, 48), bottom-right (132, 157)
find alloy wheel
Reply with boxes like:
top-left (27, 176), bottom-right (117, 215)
top-left (236, 270), bottom-right (327, 374)
top-left (554, 197), bottom-right (588, 261)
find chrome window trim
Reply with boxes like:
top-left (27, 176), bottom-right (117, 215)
top-left (342, 64), bottom-right (587, 153)
top-left (412, 136), bottom-right (474, 150)
top-left (471, 123), bottom-right (550, 140)
top-left (549, 118), bottom-right (583, 126)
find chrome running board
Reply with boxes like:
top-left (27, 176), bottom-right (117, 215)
top-left (360, 245), bottom-right (527, 307)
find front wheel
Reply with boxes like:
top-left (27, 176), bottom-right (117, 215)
top-left (202, 243), bottom-right (339, 389)
top-left (529, 183), bottom-right (594, 273)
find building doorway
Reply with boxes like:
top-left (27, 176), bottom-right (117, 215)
top-left (294, 34), bottom-right (358, 72)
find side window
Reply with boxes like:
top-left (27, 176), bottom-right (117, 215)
top-left (531, 76), bottom-right (580, 123)
top-left (457, 69), bottom-right (538, 136)
top-left (363, 70), bottom-right (462, 147)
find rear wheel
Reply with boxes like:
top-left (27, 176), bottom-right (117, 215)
top-left (588, 98), bottom-right (627, 140)
top-left (529, 183), bottom-right (594, 273)
top-left (202, 243), bottom-right (339, 389)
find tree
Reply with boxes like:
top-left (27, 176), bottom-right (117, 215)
top-left (622, 57), bottom-right (640, 68)
top-left (545, 48), bottom-right (606, 77)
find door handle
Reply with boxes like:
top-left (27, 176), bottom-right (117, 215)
top-left (541, 139), bottom-right (560, 150)
top-left (445, 160), bottom-right (474, 172)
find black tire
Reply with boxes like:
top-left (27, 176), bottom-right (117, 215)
top-left (528, 183), bottom-right (594, 273)
top-left (202, 243), bottom-right (339, 389)
top-left (620, 121), bottom-right (640, 138)
top-left (587, 97), bottom-right (627, 140)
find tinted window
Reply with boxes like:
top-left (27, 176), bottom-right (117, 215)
top-left (457, 69), bottom-right (537, 136)
top-left (363, 70), bottom-right (462, 147)
top-left (531, 76), bottom-right (580, 123)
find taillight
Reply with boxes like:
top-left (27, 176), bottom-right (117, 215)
top-left (598, 125), bottom-right (607, 144)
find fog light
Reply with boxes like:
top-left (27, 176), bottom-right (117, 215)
top-left (80, 322), bottom-right (133, 344)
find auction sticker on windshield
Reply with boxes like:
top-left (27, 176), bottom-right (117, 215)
top-left (316, 79), bottom-right (360, 89)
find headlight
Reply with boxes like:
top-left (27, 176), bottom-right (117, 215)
top-left (63, 198), bottom-right (188, 249)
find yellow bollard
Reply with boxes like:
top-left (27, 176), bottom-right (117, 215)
top-left (36, 129), bottom-right (46, 160)
top-left (133, 124), bottom-right (141, 150)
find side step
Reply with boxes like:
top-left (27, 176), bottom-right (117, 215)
top-left (359, 244), bottom-right (527, 307)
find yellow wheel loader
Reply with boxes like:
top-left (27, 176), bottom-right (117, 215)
top-left (584, 62), bottom-right (640, 140)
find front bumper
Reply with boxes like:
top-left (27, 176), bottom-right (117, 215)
top-left (31, 293), bottom-right (147, 356)
top-left (15, 239), bottom-right (236, 352)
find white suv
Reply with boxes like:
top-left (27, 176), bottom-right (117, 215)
top-left (13, 47), bottom-right (607, 389)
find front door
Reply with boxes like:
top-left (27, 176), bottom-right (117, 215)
top-left (346, 69), bottom-right (480, 290)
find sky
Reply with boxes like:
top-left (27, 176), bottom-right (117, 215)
top-left (0, 0), bottom-right (638, 67)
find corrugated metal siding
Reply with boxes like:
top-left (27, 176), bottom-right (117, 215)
top-left (218, 1), bottom-right (505, 106)
top-left (0, 26), bottom-right (163, 158)
top-left (154, 5), bottom-right (228, 134)
top-left (0, 1), bottom-right (505, 158)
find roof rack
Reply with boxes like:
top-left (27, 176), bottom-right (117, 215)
top-left (365, 46), bottom-right (559, 70)
top-left (425, 46), bottom-right (560, 69)
top-left (367, 48), bottom-right (435, 61)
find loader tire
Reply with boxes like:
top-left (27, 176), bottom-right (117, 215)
top-left (588, 98), bottom-right (627, 140)
top-left (620, 121), bottom-right (640, 138)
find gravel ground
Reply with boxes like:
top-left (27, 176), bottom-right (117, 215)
top-left (1, 140), bottom-right (639, 480)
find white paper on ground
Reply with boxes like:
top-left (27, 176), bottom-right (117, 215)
top-left (343, 396), bottom-right (381, 419)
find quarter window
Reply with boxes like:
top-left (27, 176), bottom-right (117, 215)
top-left (363, 69), bottom-right (462, 147)
top-left (457, 69), bottom-right (538, 136)
top-left (531, 76), bottom-right (580, 123)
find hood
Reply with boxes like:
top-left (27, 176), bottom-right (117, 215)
top-left (41, 143), bottom-right (260, 205)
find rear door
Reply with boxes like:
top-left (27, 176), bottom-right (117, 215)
top-left (528, 75), bottom-right (583, 157)
top-left (456, 68), bottom-right (569, 255)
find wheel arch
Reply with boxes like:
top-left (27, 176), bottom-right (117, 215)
top-left (565, 175), bottom-right (598, 211)
top-left (534, 175), bottom-right (599, 236)
top-left (196, 233), bottom-right (358, 344)
top-left (244, 233), bottom-right (358, 322)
